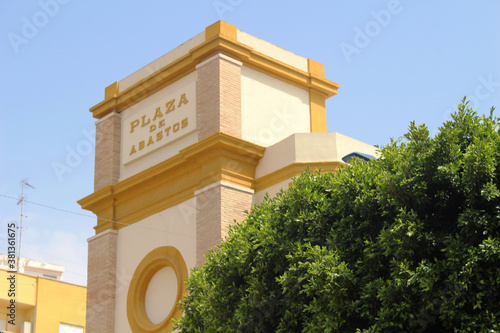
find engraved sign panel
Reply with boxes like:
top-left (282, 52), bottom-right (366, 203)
top-left (122, 81), bottom-right (196, 164)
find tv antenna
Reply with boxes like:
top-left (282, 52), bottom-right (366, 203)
top-left (17, 180), bottom-right (35, 271)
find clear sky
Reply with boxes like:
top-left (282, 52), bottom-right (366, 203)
top-left (1, 1), bottom-right (499, 286)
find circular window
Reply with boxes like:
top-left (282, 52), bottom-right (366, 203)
top-left (127, 246), bottom-right (188, 332)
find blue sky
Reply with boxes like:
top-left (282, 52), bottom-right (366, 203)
top-left (1, 1), bottom-right (499, 286)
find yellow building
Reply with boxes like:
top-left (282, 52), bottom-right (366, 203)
top-left (0, 268), bottom-right (86, 333)
top-left (79, 20), bottom-right (377, 332)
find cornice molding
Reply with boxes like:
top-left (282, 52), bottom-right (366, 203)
top-left (255, 161), bottom-right (344, 193)
top-left (78, 132), bottom-right (265, 234)
top-left (90, 33), bottom-right (339, 119)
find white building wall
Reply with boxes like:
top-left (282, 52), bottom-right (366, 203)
top-left (241, 66), bottom-right (310, 146)
top-left (237, 30), bottom-right (308, 72)
top-left (253, 132), bottom-right (379, 204)
top-left (119, 32), bottom-right (205, 92)
top-left (114, 197), bottom-right (196, 333)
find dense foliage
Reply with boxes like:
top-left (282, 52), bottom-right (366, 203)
top-left (176, 100), bottom-right (500, 332)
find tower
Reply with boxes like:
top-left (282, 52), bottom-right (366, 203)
top-left (79, 21), bottom-right (376, 332)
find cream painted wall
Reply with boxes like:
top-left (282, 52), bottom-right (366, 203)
top-left (119, 32), bottom-right (205, 92)
top-left (120, 27), bottom-right (310, 93)
top-left (255, 134), bottom-right (297, 178)
top-left (329, 132), bottom-right (379, 160)
top-left (119, 72), bottom-right (198, 180)
top-left (237, 30), bottom-right (308, 72)
top-left (256, 132), bottom-right (378, 179)
top-left (253, 132), bottom-right (378, 204)
top-left (241, 66), bottom-right (310, 146)
top-left (114, 197), bottom-right (196, 333)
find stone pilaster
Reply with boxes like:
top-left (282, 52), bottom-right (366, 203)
top-left (196, 53), bottom-right (242, 140)
top-left (86, 229), bottom-right (118, 333)
top-left (195, 181), bottom-right (253, 266)
top-left (94, 112), bottom-right (121, 191)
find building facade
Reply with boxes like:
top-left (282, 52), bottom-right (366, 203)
top-left (0, 255), bottom-right (65, 282)
top-left (79, 21), bottom-right (377, 332)
top-left (0, 267), bottom-right (86, 333)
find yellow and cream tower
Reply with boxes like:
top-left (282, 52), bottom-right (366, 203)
top-left (79, 21), bottom-right (376, 332)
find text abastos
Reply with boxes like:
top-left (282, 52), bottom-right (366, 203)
top-left (128, 92), bottom-right (192, 157)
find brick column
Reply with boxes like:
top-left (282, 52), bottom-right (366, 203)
top-left (195, 184), bottom-right (221, 266)
top-left (86, 229), bottom-right (118, 333)
top-left (94, 112), bottom-right (121, 191)
top-left (220, 183), bottom-right (254, 237)
top-left (196, 53), bottom-right (242, 140)
top-left (195, 181), bottom-right (253, 266)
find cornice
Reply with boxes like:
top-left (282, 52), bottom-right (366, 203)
top-left (78, 132), bottom-right (265, 234)
top-left (90, 31), bottom-right (339, 119)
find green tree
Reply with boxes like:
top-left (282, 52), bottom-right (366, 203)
top-left (176, 99), bottom-right (500, 332)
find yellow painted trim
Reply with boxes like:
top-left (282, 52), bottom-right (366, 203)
top-left (255, 161), bottom-right (344, 193)
top-left (308, 59), bottom-right (328, 132)
top-left (78, 132), bottom-right (265, 234)
top-left (105, 81), bottom-right (119, 99)
top-left (205, 20), bottom-right (237, 41)
top-left (127, 246), bottom-right (188, 333)
top-left (307, 58), bottom-right (325, 77)
top-left (90, 22), bottom-right (339, 119)
top-left (310, 91), bottom-right (327, 132)
top-left (78, 134), bottom-right (347, 233)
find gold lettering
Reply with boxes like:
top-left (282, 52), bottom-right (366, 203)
top-left (130, 119), bottom-right (140, 133)
top-left (156, 131), bottom-right (163, 141)
top-left (150, 124), bottom-right (156, 132)
top-left (130, 145), bottom-right (136, 155)
top-left (165, 126), bottom-right (171, 136)
top-left (141, 115), bottom-right (150, 127)
top-left (177, 93), bottom-right (188, 108)
top-left (165, 99), bottom-right (176, 114)
top-left (152, 107), bottom-right (163, 121)
top-left (147, 136), bottom-right (154, 146)
top-left (173, 122), bottom-right (180, 132)
top-left (181, 117), bottom-right (188, 128)
top-left (139, 141), bottom-right (145, 150)
top-left (159, 119), bottom-right (165, 128)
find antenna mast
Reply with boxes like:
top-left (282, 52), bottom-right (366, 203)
top-left (17, 180), bottom-right (35, 271)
